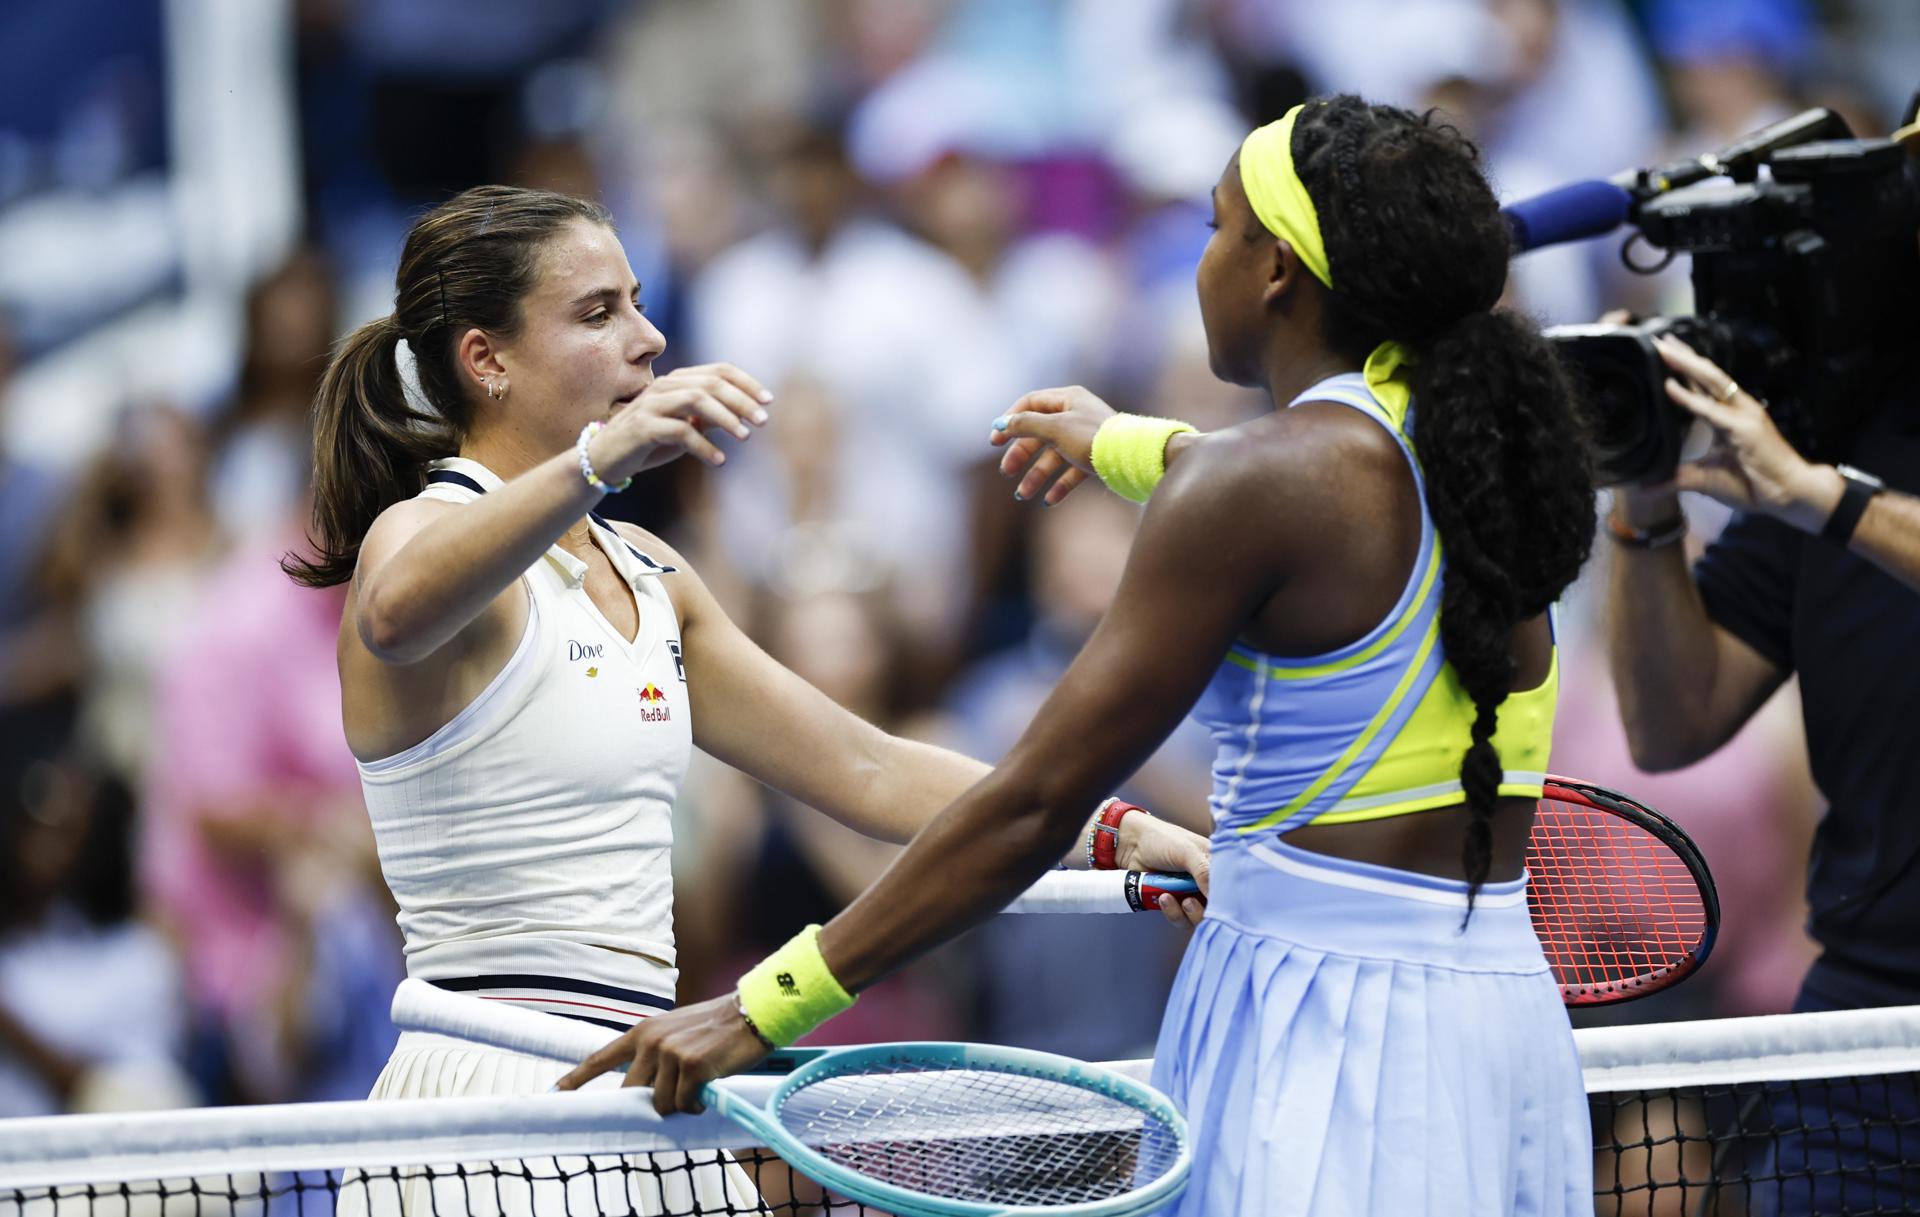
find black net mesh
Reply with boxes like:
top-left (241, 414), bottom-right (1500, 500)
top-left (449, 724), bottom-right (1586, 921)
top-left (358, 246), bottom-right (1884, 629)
top-left (1591, 1072), bottom-right (1920, 1215)
top-left (3, 1151), bottom-right (852, 1217)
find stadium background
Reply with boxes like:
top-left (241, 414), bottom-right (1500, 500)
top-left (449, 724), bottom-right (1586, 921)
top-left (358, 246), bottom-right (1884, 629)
top-left (0, 0), bottom-right (1912, 1118)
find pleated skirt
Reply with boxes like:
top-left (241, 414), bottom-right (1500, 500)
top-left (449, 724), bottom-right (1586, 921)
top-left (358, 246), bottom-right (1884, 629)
top-left (1152, 838), bottom-right (1591, 1217)
top-left (335, 1029), bottom-right (765, 1217)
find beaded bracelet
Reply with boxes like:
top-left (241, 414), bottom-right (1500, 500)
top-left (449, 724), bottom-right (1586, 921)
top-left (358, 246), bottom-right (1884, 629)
top-left (735, 992), bottom-right (775, 1051)
top-left (576, 421), bottom-right (633, 493)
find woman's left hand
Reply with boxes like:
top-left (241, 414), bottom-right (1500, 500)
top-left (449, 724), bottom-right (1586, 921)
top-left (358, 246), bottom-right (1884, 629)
top-left (1113, 813), bottom-right (1210, 928)
top-left (553, 993), bottom-right (770, 1115)
top-left (1653, 336), bottom-right (1843, 533)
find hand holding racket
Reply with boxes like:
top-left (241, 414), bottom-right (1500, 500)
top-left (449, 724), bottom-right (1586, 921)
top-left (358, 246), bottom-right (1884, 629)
top-left (1058, 778), bottom-right (1718, 1007)
top-left (394, 980), bottom-right (1190, 1217)
top-left (1090, 802), bottom-right (1205, 925)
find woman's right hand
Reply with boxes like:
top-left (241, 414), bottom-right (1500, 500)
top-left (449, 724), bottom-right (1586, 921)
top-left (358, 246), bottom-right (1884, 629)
top-left (989, 386), bottom-right (1118, 506)
top-left (591, 362), bottom-right (773, 479)
top-left (1116, 813), bottom-right (1210, 929)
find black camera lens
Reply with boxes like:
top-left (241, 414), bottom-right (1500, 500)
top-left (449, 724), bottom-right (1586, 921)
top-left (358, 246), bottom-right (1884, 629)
top-left (1547, 324), bottom-right (1682, 486)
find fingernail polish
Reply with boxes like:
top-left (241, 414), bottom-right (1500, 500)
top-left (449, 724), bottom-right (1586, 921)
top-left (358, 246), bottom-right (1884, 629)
top-left (752, 410), bottom-right (768, 424)
top-left (992, 416), bottom-right (1009, 432)
top-left (758, 390), bottom-right (773, 403)
top-left (1014, 489), bottom-right (1025, 501)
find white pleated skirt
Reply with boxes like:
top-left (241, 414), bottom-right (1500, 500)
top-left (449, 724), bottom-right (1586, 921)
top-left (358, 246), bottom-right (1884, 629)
top-left (336, 1029), bottom-right (765, 1217)
top-left (1151, 838), bottom-right (1592, 1217)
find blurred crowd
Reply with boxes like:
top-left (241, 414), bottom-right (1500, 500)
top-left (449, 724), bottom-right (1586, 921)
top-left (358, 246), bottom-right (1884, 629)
top-left (2, 0), bottom-right (1911, 1116)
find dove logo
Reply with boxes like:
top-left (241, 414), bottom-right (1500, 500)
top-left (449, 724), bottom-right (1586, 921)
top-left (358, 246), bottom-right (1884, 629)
top-left (636, 683), bottom-right (671, 722)
top-left (568, 641), bottom-right (604, 662)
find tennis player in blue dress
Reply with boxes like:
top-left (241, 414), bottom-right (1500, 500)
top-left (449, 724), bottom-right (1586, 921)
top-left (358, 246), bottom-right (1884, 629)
top-left (574, 94), bottom-right (1599, 1216)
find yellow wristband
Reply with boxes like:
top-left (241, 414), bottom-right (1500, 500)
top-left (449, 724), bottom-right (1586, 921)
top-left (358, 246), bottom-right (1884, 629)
top-left (735, 925), bottom-right (856, 1048)
top-left (1090, 415), bottom-right (1197, 503)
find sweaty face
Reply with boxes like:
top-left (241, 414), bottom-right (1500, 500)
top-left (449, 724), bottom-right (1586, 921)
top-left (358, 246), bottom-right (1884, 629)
top-left (1194, 154), bottom-right (1271, 388)
top-left (492, 218), bottom-right (666, 449)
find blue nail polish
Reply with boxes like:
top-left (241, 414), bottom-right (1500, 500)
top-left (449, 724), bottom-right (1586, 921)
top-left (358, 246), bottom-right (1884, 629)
top-left (992, 416), bottom-right (1009, 432)
top-left (1014, 489), bottom-right (1025, 501)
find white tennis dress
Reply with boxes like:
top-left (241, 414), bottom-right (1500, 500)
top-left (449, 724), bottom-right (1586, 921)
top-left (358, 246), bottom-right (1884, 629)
top-left (344, 457), bottom-right (760, 1216)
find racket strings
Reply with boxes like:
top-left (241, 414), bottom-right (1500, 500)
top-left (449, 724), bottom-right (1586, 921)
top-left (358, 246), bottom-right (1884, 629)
top-left (1529, 798), bottom-right (1708, 993)
top-left (773, 1064), bottom-right (1183, 1207)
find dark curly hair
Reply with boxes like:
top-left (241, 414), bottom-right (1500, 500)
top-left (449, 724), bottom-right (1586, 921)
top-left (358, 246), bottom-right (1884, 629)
top-left (1291, 96), bottom-right (1596, 907)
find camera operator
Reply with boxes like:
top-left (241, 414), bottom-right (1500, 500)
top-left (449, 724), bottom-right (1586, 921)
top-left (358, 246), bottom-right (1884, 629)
top-left (1608, 332), bottom-right (1920, 1211)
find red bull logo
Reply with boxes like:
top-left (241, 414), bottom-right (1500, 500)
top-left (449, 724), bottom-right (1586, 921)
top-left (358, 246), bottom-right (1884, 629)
top-left (637, 683), bottom-right (671, 722)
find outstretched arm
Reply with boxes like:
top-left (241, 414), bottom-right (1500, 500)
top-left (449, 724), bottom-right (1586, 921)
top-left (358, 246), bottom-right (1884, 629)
top-left (628, 523), bottom-right (1207, 878)
top-left (354, 365), bottom-right (768, 664)
top-left (565, 438), bottom-right (1280, 1110)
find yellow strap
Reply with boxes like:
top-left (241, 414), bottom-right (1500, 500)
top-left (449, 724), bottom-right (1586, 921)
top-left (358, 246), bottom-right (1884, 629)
top-left (1237, 613), bottom-right (1442, 834)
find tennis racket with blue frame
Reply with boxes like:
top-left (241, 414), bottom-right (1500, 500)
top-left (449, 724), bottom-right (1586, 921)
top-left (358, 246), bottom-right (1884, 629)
top-left (391, 979), bottom-right (1190, 1217)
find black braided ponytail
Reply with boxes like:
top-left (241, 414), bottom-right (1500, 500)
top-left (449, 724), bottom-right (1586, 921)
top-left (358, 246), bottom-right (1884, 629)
top-left (1291, 97), bottom-right (1596, 907)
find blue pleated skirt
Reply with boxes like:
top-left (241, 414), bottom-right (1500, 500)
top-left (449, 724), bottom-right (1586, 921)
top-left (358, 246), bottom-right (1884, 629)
top-left (1152, 838), bottom-right (1591, 1217)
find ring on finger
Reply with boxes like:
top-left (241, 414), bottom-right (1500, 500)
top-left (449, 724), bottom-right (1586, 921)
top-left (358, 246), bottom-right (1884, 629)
top-left (1716, 380), bottom-right (1740, 403)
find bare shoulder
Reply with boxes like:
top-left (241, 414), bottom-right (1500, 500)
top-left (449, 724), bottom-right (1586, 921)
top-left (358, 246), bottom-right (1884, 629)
top-left (1157, 404), bottom-right (1406, 523)
top-left (356, 495), bottom-right (462, 576)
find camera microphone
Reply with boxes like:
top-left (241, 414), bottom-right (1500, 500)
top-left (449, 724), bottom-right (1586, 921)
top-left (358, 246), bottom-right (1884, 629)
top-left (1500, 180), bottom-right (1634, 253)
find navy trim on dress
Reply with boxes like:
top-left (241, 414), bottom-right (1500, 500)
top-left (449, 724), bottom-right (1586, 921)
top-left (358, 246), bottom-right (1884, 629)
top-left (429, 973), bottom-right (675, 1011)
top-left (426, 469), bottom-right (488, 495)
top-left (423, 470), bottom-right (678, 572)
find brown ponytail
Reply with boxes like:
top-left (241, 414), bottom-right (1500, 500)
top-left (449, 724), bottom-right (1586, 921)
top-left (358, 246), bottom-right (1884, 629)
top-left (283, 185), bottom-right (613, 588)
top-left (283, 315), bottom-right (455, 586)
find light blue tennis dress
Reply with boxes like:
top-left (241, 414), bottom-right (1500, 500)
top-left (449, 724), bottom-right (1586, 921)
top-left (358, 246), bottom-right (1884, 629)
top-left (1150, 372), bottom-right (1592, 1216)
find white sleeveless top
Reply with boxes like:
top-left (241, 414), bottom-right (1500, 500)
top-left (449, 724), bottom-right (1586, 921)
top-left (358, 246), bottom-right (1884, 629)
top-left (356, 457), bottom-right (690, 1016)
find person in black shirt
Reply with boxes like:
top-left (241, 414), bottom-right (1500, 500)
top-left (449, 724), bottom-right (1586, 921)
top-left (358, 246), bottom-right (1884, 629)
top-left (1608, 335), bottom-right (1920, 1213)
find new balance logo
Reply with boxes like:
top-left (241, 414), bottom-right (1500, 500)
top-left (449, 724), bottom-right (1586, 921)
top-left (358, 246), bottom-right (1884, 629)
top-left (776, 972), bottom-right (798, 996)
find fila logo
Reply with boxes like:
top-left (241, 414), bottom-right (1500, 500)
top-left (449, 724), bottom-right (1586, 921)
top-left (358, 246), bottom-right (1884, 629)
top-left (567, 641), bottom-right (604, 662)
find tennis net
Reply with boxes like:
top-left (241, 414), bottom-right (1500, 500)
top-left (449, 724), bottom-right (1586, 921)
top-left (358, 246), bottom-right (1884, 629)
top-left (3, 1004), bottom-right (1916, 1216)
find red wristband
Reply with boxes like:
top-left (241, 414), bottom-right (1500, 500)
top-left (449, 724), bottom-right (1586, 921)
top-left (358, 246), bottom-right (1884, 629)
top-left (1090, 798), bottom-right (1148, 870)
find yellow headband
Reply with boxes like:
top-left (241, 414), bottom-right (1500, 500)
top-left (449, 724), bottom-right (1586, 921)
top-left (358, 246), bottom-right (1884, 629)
top-left (1241, 103), bottom-right (1419, 427)
top-left (1238, 104), bottom-right (1332, 289)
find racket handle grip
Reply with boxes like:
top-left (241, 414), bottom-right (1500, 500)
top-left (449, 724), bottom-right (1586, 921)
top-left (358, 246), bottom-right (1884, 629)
top-left (1127, 872), bottom-right (1202, 912)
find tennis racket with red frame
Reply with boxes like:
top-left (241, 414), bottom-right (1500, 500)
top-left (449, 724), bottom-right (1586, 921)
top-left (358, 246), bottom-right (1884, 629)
top-left (1527, 775), bottom-right (1718, 1007)
top-left (1028, 777), bottom-right (1718, 1007)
